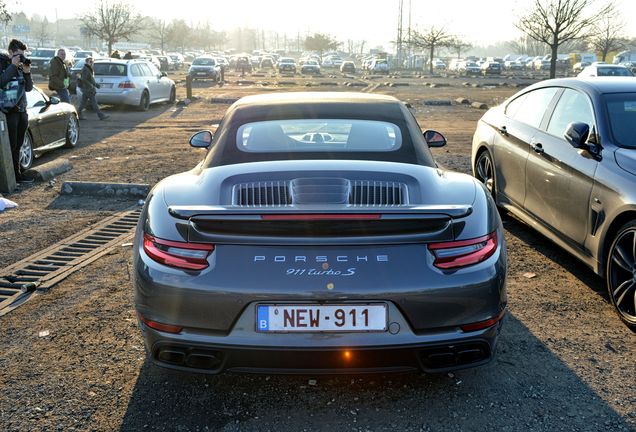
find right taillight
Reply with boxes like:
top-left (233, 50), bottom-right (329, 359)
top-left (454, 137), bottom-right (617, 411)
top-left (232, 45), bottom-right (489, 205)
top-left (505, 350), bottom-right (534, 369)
top-left (428, 232), bottom-right (498, 269)
top-left (118, 81), bottom-right (136, 88)
top-left (143, 233), bottom-right (214, 270)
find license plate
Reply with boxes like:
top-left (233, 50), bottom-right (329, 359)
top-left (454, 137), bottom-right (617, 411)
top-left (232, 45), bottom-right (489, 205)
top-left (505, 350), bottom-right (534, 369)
top-left (256, 304), bottom-right (387, 332)
top-left (31, 64), bottom-right (39, 69)
top-left (197, 72), bottom-right (207, 76)
top-left (100, 83), bottom-right (113, 88)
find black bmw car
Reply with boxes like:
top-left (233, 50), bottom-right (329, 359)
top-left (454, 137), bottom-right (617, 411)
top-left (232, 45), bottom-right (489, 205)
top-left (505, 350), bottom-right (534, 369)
top-left (21, 86), bottom-right (80, 170)
top-left (472, 77), bottom-right (636, 329)
top-left (133, 92), bottom-right (507, 374)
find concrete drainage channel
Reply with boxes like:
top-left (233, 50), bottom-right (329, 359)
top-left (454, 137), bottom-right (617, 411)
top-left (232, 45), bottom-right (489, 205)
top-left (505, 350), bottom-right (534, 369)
top-left (0, 182), bottom-right (148, 315)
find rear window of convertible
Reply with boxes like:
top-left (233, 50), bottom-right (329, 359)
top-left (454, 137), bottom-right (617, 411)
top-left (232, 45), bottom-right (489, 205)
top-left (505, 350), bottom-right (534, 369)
top-left (236, 119), bottom-right (402, 152)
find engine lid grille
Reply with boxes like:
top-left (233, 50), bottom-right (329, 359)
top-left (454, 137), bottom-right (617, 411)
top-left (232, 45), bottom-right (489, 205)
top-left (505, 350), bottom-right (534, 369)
top-left (233, 179), bottom-right (408, 207)
top-left (233, 181), bottom-right (292, 207)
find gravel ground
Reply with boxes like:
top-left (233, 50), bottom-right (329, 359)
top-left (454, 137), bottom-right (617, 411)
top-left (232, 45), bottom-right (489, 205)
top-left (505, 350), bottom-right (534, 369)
top-left (0, 71), bottom-right (634, 432)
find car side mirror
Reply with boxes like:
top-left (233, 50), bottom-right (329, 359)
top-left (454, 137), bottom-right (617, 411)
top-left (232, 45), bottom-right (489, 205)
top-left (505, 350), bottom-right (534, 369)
top-left (160, 72), bottom-right (167, 77)
top-left (190, 130), bottom-right (213, 148)
top-left (49, 96), bottom-right (60, 105)
top-left (564, 122), bottom-right (590, 149)
top-left (424, 129), bottom-right (447, 148)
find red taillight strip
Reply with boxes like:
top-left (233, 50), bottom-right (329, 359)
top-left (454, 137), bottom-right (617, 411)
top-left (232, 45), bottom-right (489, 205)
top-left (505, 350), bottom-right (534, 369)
top-left (138, 313), bottom-right (183, 334)
top-left (261, 214), bottom-right (381, 221)
top-left (460, 309), bottom-right (506, 332)
top-left (428, 231), bottom-right (498, 269)
top-left (143, 233), bottom-right (214, 270)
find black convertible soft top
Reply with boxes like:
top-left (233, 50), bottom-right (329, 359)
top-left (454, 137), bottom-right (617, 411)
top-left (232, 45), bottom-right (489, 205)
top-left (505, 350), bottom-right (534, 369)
top-left (203, 92), bottom-right (437, 168)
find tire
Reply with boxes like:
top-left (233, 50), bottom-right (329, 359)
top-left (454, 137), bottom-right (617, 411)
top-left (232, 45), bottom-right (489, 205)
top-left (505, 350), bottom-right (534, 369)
top-left (138, 91), bottom-right (150, 111)
top-left (606, 221), bottom-right (636, 330)
top-left (474, 149), bottom-right (497, 203)
top-left (64, 114), bottom-right (80, 148)
top-left (168, 86), bottom-right (176, 104)
top-left (20, 130), bottom-right (34, 171)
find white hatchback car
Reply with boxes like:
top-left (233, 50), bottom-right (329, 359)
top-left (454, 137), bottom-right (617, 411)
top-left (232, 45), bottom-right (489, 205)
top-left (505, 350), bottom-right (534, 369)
top-left (77, 59), bottom-right (176, 111)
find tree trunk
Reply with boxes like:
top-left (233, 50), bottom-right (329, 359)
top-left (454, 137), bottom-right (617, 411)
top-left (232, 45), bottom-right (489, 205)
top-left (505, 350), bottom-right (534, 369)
top-left (429, 46), bottom-right (435, 75)
top-left (550, 43), bottom-right (558, 79)
top-left (108, 41), bottom-right (113, 57)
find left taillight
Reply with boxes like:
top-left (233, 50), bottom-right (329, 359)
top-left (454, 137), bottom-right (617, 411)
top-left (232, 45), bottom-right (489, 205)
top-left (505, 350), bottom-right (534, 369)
top-left (118, 80), bottom-right (136, 88)
top-left (143, 233), bottom-right (214, 270)
top-left (428, 231), bottom-right (498, 269)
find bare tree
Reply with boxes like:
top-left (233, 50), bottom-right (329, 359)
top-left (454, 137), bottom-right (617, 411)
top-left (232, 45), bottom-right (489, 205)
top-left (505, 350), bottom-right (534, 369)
top-left (148, 19), bottom-right (172, 54)
top-left (516, 0), bottom-right (614, 78)
top-left (448, 37), bottom-right (472, 59)
top-left (80, 1), bottom-right (145, 56)
top-left (589, 3), bottom-right (626, 62)
top-left (304, 33), bottom-right (340, 58)
top-left (0, 0), bottom-right (10, 25)
top-left (409, 27), bottom-right (454, 74)
top-left (33, 17), bottom-right (50, 47)
top-left (168, 20), bottom-right (191, 53)
top-left (507, 35), bottom-right (546, 56)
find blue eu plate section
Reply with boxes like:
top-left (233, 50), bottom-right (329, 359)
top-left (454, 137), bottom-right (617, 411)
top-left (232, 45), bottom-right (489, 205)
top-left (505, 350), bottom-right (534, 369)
top-left (257, 305), bottom-right (269, 331)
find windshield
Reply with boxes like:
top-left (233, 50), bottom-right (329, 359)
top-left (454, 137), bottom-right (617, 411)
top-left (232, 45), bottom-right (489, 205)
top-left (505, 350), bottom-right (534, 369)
top-left (597, 67), bottom-right (633, 77)
top-left (193, 58), bottom-right (215, 66)
top-left (32, 49), bottom-right (55, 58)
top-left (93, 63), bottom-right (127, 76)
top-left (605, 93), bottom-right (636, 149)
top-left (237, 119), bottom-right (402, 153)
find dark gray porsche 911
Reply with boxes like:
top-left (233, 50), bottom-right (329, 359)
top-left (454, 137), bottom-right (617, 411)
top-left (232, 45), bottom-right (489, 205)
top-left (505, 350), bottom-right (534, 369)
top-left (132, 92), bottom-right (507, 374)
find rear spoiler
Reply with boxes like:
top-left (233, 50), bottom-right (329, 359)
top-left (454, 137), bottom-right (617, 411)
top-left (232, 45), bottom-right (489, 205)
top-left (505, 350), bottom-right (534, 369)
top-left (168, 204), bottom-right (473, 220)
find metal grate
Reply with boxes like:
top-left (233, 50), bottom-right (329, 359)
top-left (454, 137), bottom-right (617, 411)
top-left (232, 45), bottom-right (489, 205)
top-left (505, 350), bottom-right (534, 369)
top-left (233, 181), bottom-right (292, 207)
top-left (349, 180), bottom-right (407, 206)
top-left (0, 208), bottom-right (141, 315)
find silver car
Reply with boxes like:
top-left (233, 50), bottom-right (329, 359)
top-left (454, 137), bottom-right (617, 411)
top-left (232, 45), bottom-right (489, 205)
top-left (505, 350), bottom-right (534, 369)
top-left (77, 59), bottom-right (176, 110)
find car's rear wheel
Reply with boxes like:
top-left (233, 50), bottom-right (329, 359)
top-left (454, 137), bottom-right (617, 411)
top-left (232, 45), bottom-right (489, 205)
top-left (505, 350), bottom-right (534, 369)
top-left (138, 91), bottom-right (150, 111)
top-left (606, 221), bottom-right (636, 330)
top-left (475, 150), bottom-right (496, 202)
top-left (20, 130), bottom-right (34, 171)
top-left (168, 86), bottom-right (176, 104)
top-left (64, 114), bottom-right (80, 148)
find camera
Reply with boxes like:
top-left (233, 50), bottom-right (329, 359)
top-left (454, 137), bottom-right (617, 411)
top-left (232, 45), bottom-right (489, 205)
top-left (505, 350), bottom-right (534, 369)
top-left (19, 54), bottom-right (31, 65)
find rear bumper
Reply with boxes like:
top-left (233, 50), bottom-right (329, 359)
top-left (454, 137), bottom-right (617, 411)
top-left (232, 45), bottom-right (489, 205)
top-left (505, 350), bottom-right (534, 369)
top-left (137, 301), bottom-right (504, 375)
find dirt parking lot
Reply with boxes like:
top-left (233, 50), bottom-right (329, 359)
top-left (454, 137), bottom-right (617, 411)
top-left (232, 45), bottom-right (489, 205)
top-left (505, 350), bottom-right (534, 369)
top-left (0, 69), bottom-right (634, 432)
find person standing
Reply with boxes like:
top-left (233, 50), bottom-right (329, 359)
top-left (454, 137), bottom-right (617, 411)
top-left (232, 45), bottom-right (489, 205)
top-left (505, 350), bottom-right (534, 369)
top-left (0, 39), bottom-right (33, 183)
top-left (123, 51), bottom-right (133, 60)
top-left (111, 50), bottom-right (121, 59)
top-left (77, 57), bottom-right (108, 120)
top-left (48, 48), bottom-right (70, 103)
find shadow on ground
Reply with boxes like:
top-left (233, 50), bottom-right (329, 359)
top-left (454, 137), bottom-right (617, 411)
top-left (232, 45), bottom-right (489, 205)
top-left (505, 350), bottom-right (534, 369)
top-left (118, 314), bottom-right (629, 431)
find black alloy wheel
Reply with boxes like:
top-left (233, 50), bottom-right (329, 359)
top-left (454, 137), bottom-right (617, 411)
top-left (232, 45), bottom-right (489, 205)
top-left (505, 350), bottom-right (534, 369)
top-left (606, 221), bottom-right (636, 330)
top-left (138, 91), bottom-right (150, 111)
top-left (475, 150), bottom-right (496, 201)
top-left (168, 87), bottom-right (176, 104)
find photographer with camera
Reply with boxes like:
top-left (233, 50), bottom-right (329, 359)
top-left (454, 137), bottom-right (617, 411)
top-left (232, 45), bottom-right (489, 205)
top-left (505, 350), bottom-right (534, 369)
top-left (0, 39), bottom-right (33, 183)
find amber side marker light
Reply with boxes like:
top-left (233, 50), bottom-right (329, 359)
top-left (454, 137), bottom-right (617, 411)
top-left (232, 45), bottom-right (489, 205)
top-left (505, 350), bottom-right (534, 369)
top-left (343, 350), bottom-right (352, 360)
top-left (138, 313), bottom-right (183, 334)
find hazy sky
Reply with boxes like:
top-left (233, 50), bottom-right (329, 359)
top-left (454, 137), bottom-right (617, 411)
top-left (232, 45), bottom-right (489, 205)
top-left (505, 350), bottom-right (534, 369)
top-left (9, 0), bottom-right (636, 48)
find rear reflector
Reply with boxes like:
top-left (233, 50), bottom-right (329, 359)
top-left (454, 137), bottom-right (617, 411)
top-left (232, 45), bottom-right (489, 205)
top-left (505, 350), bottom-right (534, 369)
top-left (138, 313), bottom-right (183, 334)
top-left (428, 231), bottom-right (498, 269)
top-left (460, 310), bottom-right (506, 332)
top-left (118, 81), bottom-right (136, 88)
top-left (143, 233), bottom-right (214, 270)
top-left (261, 214), bottom-right (381, 221)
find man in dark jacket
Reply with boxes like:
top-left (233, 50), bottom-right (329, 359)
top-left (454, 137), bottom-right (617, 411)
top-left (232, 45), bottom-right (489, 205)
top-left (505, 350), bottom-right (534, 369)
top-left (48, 48), bottom-right (70, 103)
top-left (0, 39), bottom-right (33, 183)
top-left (77, 57), bottom-right (108, 120)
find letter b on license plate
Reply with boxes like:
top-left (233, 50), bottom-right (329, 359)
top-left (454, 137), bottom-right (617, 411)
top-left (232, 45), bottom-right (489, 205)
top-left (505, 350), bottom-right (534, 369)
top-left (256, 304), bottom-right (387, 332)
